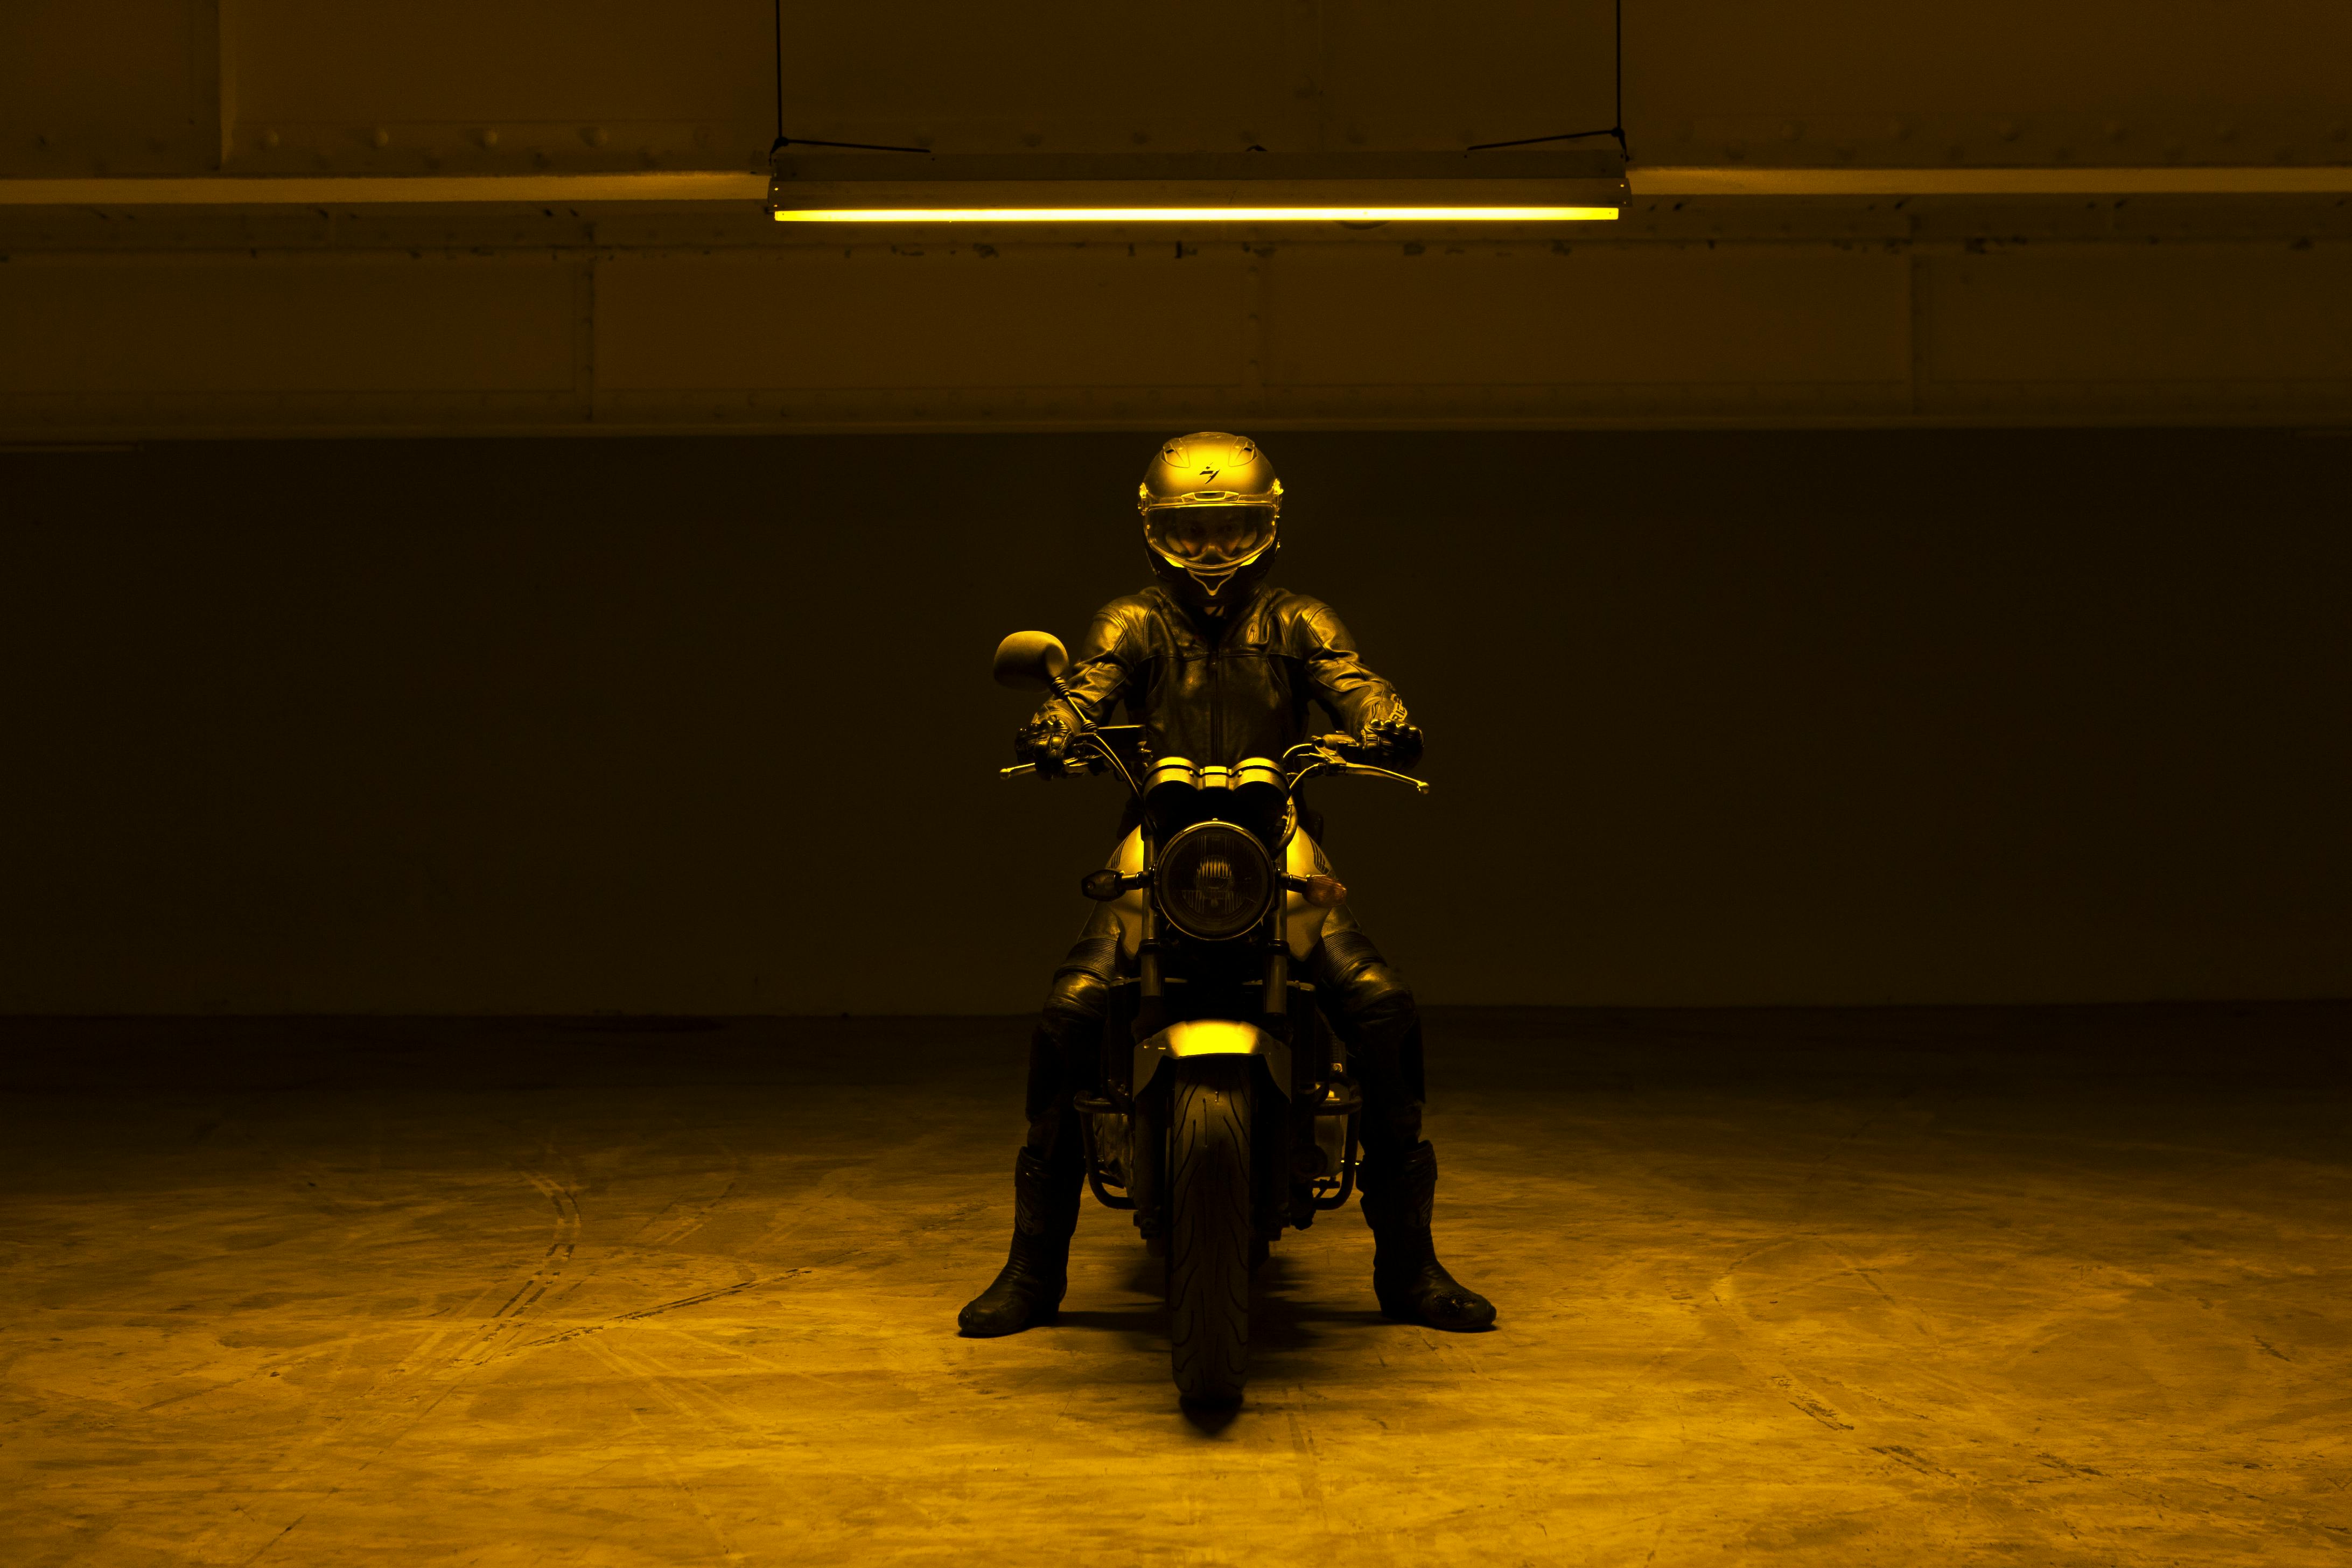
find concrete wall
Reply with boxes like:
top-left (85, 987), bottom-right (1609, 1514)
top-left (7, 218), bottom-right (2348, 438)
top-left (3, 429), bottom-right (2343, 1013)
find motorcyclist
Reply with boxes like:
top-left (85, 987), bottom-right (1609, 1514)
top-left (958, 432), bottom-right (1495, 1339)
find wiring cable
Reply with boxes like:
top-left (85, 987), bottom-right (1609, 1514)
top-left (767, 0), bottom-right (1628, 163)
top-left (1467, 0), bottom-right (1629, 160)
top-left (771, 0), bottom-right (928, 157)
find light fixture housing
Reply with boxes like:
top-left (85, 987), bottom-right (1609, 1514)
top-left (766, 150), bottom-right (1625, 225)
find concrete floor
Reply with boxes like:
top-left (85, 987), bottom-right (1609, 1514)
top-left (2, 1007), bottom-right (2348, 1567)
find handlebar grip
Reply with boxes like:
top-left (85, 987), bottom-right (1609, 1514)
top-left (1001, 762), bottom-right (1038, 778)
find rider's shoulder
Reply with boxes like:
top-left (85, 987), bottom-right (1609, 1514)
top-left (1261, 586), bottom-right (1336, 619)
top-left (1093, 589), bottom-right (1163, 624)
top-left (1084, 590), bottom-right (1170, 647)
top-left (1258, 588), bottom-right (1351, 643)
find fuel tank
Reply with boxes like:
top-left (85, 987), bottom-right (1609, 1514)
top-left (1100, 824), bottom-right (1341, 963)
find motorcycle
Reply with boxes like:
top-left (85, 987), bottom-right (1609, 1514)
top-left (992, 629), bottom-right (1429, 1404)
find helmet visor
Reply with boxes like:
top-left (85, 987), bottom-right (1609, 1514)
top-left (1144, 505), bottom-right (1277, 571)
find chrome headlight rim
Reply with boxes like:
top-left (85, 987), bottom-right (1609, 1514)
top-left (1153, 818), bottom-right (1278, 942)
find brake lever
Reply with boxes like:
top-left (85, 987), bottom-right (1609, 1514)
top-left (1340, 762), bottom-right (1431, 794)
top-left (999, 730), bottom-right (1138, 795)
top-left (1297, 733), bottom-right (1428, 792)
top-left (1000, 757), bottom-right (1093, 780)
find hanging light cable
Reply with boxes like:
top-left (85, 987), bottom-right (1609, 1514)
top-left (1468, 0), bottom-right (1630, 161)
top-left (761, 2), bottom-right (1625, 224)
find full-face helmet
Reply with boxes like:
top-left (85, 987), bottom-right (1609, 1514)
top-left (1137, 432), bottom-right (1282, 609)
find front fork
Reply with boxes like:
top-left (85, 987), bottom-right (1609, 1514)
top-left (1073, 932), bottom-right (1361, 1239)
top-left (1263, 909), bottom-right (1363, 1227)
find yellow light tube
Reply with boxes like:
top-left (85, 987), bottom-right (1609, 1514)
top-left (773, 205), bottom-right (1619, 223)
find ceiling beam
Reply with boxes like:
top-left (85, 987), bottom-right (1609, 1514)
top-left (0, 174), bottom-right (769, 206)
top-left (1634, 167), bottom-right (2352, 197)
top-left (2, 167), bottom-right (2348, 208)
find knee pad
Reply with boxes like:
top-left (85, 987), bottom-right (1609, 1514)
top-left (1311, 932), bottom-right (1426, 1126)
top-left (1310, 930), bottom-right (1419, 1040)
top-left (1043, 934), bottom-right (1119, 1024)
top-left (1027, 935), bottom-right (1120, 1135)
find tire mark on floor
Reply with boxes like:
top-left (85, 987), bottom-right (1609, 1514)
top-left (582, 1332), bottom-right (765, 1439)
top-left (162, 1162), bottom-right (587, 1556)
top-left (583, 1336), bottom-right (751, 1559)
top-left (631, 1142), bottom-right (745, 1249)
top-left (505, 1272), bottom-right (808, 1358)
top-left (445, 1170), bottom-right (580, 1368)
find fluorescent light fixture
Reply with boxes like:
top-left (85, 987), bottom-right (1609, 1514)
top-left (766, 151), bottom-right (1627, 225)
top-left (776, 206), bottom-right (1618, 223)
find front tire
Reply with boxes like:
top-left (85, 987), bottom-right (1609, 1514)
top-left (1167, 1056), bottom-right (1252, 1404)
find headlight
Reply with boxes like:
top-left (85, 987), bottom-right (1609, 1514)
top-left (1154, 820), bottom-right (1276, 942)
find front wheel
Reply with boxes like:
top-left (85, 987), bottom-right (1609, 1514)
top-left (1167, 1056), bottom-right (1252, 1404)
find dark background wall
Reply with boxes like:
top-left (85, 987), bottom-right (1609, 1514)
top-left (3, 429), bottom-right (2344, 1013)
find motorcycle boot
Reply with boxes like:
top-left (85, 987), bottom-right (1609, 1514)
top-left (1358, 1140), bottom-right (1496, 1332)
top-left (957, 1145), bottom-right (1083, 1336)
top-left (1311, 929), bottom-right (1497, 1333)
top-left (958, 930), bottom-right (1116, 1337)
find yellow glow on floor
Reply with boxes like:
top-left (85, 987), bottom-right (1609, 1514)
top-left (11, 1009), bottom-right (2344, 1563)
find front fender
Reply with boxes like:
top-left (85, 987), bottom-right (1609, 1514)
top-left (1133, 1019), bottom-right (1291, 1102)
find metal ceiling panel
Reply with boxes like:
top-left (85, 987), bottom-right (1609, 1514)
top-left (0, 0), bottom-right (219, 176)
top-left (226, 0), bottom-right (772, 172)
top-left (779, 0), bottom-right (1619, 155)
top-left (1628, 0), bottom-right (2352, 168)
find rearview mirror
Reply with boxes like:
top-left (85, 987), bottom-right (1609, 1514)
top-left (992, 631), bottom-right (1070, 692)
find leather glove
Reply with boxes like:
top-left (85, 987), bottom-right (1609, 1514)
top-left (1356, 715), bottom-right (1424, 768)
top-left (1016, 703), bottom-right (1102, 775)
top-left (1014, 710), bottom-right (1072, 772)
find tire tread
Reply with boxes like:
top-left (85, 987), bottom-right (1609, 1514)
top-left (1167, 1057), bottom-right (1251, 1403)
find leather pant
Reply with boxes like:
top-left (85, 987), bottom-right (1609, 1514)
top-left (1021, 905), bottom-right (1427, 1177)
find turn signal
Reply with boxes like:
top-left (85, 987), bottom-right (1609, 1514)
top-left (1300, 874), bottom-right (1348, 908)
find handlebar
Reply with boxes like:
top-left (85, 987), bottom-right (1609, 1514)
top-left (1002, 733), bottom-right (1427, 795)
top-left (1294, 734), bottom-right (1429, 792)
top-left (1003, 728), bottom-right (1142, 795)
top-left (1303, 732), bottom-right (1372, 761)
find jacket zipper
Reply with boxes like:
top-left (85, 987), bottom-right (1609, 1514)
top-left (1207, 634), bottom-right (1223, 762)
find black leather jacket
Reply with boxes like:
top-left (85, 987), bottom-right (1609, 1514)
top-left (1045, 584), bottom-right (1411, 766)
